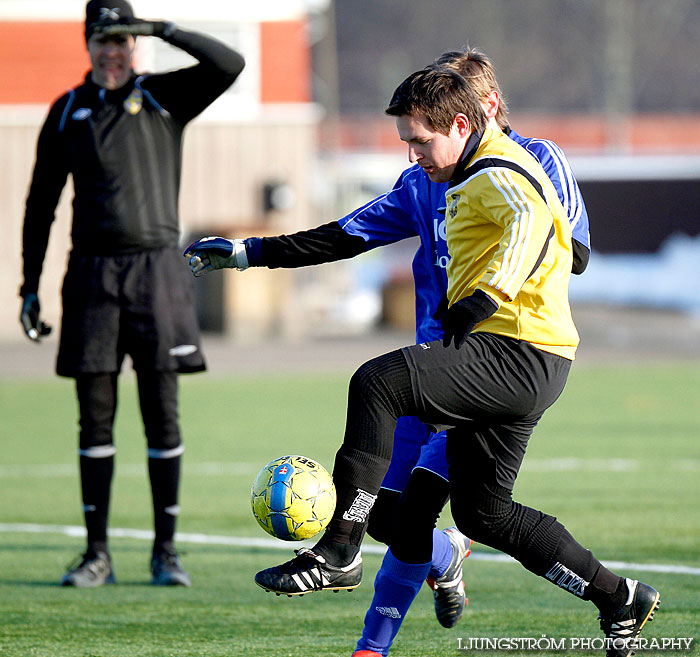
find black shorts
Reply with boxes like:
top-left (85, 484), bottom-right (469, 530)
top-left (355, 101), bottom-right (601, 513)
top-left (57, 246), bottom-right (206, 377)
top-left (401, 333), bottom-right (571, 490)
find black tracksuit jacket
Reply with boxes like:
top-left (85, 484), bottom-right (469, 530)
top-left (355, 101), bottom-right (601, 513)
top-left (21, 28), bottom-right (245, 297)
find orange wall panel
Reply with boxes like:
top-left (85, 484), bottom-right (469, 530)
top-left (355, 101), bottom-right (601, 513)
top-left (0, 22), bottom-right (89, 104)
top-left (260, 20), bottom-right (310, 104)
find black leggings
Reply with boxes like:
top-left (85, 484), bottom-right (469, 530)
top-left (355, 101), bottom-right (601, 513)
top-left (76, 370), bottom-right (181, 450)
top-left (334, 339), bottom-right (605, 597)
top-left (75, 370), bottom-right (182, 551)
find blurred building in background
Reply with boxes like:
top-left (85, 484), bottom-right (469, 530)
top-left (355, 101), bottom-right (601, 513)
top-left (311, 0), bottom-right (700, 325)
top-left (2, 0), bottom-right (699, 345)
top-left (1, 0), bottom-right (320, 341)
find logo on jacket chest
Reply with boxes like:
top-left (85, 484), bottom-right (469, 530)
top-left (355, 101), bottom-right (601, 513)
top-left (447, 192), bottom-right (460, 220)
top-left (72, 108), bottom-right (92, 121)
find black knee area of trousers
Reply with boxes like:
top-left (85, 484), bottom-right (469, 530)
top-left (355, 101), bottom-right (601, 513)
top-left (366, 488), bottom-right (401, 545)
top-left (453, 478), bottom-right (565, 575)
top-left (392, 469), bottom-right (450, 564)
top-left (344, 350), bottom-right (415, 459)
top-left (76, 373), bottom-right (118, 449)
top-left (325, 351), bottom-right (412, 550)
top-left (137, 370), bottom-right (181, 450)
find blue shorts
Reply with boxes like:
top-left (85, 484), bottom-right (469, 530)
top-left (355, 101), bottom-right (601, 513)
top-left (380, 415), bottom-right (449, 492)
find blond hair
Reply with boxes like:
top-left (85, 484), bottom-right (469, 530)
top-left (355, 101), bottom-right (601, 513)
top-left (434, 48), bottom-right (509, 129)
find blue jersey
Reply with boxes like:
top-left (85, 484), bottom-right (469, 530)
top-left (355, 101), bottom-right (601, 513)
top-left (508, 129), bottom-right (590, 249)
top-left (340, 130), bottom-right (589, 343)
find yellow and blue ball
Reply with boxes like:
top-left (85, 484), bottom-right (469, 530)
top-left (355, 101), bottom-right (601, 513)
top-left (251, 455), bottom-right (336, 541)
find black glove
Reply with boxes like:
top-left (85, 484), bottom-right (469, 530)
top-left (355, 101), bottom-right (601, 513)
top-left (20, 294), bottom-right (52, 342)
top-left (93, 18), bottom-right (176, 39)
top-left (440, 289), bottom-right (498, 349)
top-left (433, 295), bottom-right (449, 322)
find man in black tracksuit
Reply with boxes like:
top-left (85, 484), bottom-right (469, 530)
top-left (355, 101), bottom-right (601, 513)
top-left (19, 0), bottom-right (244, 587)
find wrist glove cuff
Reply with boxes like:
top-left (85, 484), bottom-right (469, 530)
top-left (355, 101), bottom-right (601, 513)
top-left (442, 289), bottom-right (498, 349)
top-left (232, 239), bottom-right (249, 271)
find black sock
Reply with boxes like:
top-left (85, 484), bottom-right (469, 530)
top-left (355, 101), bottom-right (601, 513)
top-left (452, 477), bottom-right (617, 608)
top-left (148, 454), bottom-right (181, 554)
top-left (320, 447), bottom-right (390, 559)
top-left (76, 374), bottom-right (117, 557)
top-left (87, 541), bottom-right (109, 557)
top-left (537, 526), bottom-right (625, 612)
top-left (313, 538), bottom-right (360, 565)
top-left (586, 566), bottom-right (627, 615)
top-left (80, 453), bottom-right (113, 552)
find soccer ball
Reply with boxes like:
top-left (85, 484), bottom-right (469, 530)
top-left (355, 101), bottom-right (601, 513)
top-left (251, 455), bottom-right (336, 541)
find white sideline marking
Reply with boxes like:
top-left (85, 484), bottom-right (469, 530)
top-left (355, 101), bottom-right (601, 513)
top-left (522, 458), bottom-right (639, 472)
top-left (0, 457), bottom-right (700, 479)
top-left (1, 523), bottom-right (698, 577)
top-left (2, 459), bottom-right (699, 478)
top-left (0, 462), bottom-right (258, 478)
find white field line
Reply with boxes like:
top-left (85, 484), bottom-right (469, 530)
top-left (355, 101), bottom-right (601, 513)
top-left (522, 458), bottom-right (639, 472)
top-left (1, 459), bottom-right (699, 478)
top-left (0, 462), bottom-right (259, 477)
top-left (1, 523), bottom-right (698, 577)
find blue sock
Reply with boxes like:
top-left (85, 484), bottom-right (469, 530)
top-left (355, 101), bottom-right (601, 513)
top-left (428, 528), bottom-right (452, 580)
top-left (355, 549), bottom-right (431, 656)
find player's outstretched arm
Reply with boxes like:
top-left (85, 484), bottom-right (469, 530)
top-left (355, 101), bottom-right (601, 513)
top-left (184, 222), bottom-right (368, 277)
top-left (184, 165), bottom-right (420, 276)
top-left (184, 237), bottom-right (248, 277)
top-left (94, 17), bottom-right (245, 96)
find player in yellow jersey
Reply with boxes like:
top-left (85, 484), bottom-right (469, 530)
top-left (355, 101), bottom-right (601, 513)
top-left (256, 68), bottom-right (659, 657)
top-left (442, 122), bottom-right (579, 359)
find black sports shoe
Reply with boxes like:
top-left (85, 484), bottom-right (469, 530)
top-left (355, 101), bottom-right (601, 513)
top-left (151, 549), bottom-right (191, 586)
top-left (61, 550), bottom-right (115, 588)
top-left (426, 527), bottom-right (473, 628)
top-left (599, 578), bottom-right (661, 657)
top-left (255, 548), bottom-right (362, 596)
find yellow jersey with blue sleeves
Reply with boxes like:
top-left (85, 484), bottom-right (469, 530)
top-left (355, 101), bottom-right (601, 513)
top-left (445, 127), bottom-right (579, 360)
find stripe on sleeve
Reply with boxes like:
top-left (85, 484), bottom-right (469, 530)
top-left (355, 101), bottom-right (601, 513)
top-left (485, 168), bottom-right (535, 295)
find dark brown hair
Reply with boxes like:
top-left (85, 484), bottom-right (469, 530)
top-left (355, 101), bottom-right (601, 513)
top-left (385, 67), bottom-right (487, 136)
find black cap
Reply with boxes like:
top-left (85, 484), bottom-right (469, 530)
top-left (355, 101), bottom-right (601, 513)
top-left (85, 0), bottom-right (135, 41)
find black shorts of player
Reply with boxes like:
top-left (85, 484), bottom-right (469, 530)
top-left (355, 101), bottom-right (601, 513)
top-left (57, 246), bottom-right (205, 377)
top-left (401, 332), bottom-right (571, 491)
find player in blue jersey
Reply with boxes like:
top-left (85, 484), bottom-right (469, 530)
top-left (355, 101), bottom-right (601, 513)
top-left (185, 48), bottom-right (591, 646)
